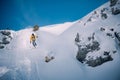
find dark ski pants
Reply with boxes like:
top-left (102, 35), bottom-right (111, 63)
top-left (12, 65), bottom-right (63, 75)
top-left (32, 40), bottom-right (37, 47)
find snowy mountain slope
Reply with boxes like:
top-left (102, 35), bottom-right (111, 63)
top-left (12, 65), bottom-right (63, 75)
top-left (1, 28), bottom-right (56, 50)
top-left (0, 0), bottom-right (120, 80)
top-left (40, 22), bottom-right (74, 35)
top-left (57, 0), bottom-right (120, 68)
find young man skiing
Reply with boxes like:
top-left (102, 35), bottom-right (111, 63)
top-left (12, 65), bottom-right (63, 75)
top-left (30, 33), bottom-right (37, 48)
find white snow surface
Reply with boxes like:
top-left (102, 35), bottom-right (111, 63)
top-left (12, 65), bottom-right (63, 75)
top-left (0, 0), bottom-right (120, 80)
top-left (40, 22), bottom-right (74, 35)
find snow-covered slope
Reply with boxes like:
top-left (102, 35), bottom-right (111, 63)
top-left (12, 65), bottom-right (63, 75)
top-left (40, 22), bottom-right (74, 35)
top-left (0, 0), bottom-right (120, 80)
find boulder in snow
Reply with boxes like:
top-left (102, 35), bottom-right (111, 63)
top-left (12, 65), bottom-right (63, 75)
top-left (45, 56), bottom-right (55, 63)
top-left (100, 27), bottom-right (105, 31)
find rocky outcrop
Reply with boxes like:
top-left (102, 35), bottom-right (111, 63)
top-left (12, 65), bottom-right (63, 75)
top-left (0, 31), bottom-right (11, 36)
top-left (0, 30), bottom-right (13, 49)
top-left (110, 0), bottom-right (118, 6)
top-left (101, 13), bottom-right (108, 19)
top-left (33, 25), bottom-right (39, 31)
top-left (75, 33), bottom-right (80, 42)
top-left (86, 55), bottom-right (113, 67)
top-left (75, 33), bottom-right (114, 67)
top-left (75, 33), bottom-right (100, 63)
top-left (111, 8), bottom-right (120, 15)
top-left (2, 37), bottom-right (10, 45)
top-left (0, 45), bottom-right (4, 49)
top-left (114, 32), bottom-right (120, 46)
top-left (76, 40), bottom-right (100, 63)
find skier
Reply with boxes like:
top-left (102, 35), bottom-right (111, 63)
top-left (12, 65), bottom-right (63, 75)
top-left (30, 33), bottom-right (37, 48)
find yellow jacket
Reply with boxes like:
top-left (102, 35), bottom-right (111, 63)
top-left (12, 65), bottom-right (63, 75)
top-left (30, 34), bottom-right (36, 42)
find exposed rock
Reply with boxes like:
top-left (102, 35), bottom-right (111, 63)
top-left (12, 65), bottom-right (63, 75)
top-left (2, 41), bottom-right (10, 45)
top-left (100, 27), bottom-right (105, 31)
top-left (45, 56), bottom-right (55, 63)
top-left (2, 37), bottom-right (10, 45)
top-left (113, 50), bottom-right (117, 53)
top-left (75, 33), bottom-right (114, 67)
top-left (101, 13), bottom-right (108, 19)
top-left (87, 17), bottom-right (92, 22)
top-left (0, 30), bottom-right (11, 36)
top-left (88, 33), bottom-right (95, 41)
top-left (106, 33), bottom-right (113, 37)
top-left (86, 55), bottom-right (113, 67)
top-left (76, 47), bottom-right (88, 63)
top-left (117, 24), bottom-right (120, 26)
top-left (110, 0), bottom-right (118, 6)
top-left (88, 37), bottom-right (91, 41)
top-left (111, 8), bottom-right (120, 15)
top-left (94, 11), bottom-right (97, 14)
top-left (0, 42), bottom-right (4, 49)
top-left (33, 25), bottom-right (39, 31)
top-left (0, 45), bottom-right (4, 49)
top-left (75, 33), bottom-right (80, 42)
top-left (110, 28), bottom-right (114, 31)
top-left (86, 41), bottom-right (100, 52)
top-left (76, 38), bottom-right (100, 63)
top-left (104, 51), bottom-right (110, 55)
top-left (114, 32), bottom-right (120, 41)
top-left (2, 37), bottom-right (7, 41)
top-left (76, 33), bottom-right (100, 64)
top-left (101, 8), bottom-right (108, 13)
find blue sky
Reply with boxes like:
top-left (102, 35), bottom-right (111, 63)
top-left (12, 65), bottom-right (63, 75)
top-left (0, 0), bottom-right (108, 30)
